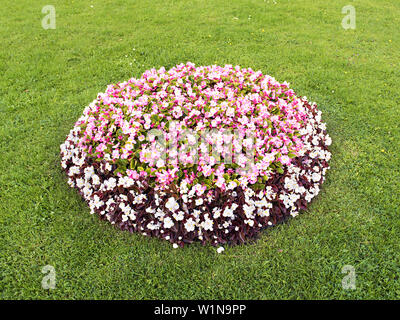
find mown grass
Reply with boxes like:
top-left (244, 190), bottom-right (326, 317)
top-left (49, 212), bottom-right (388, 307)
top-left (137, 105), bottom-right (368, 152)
top-left (0, 0), bottom-right (399, 299)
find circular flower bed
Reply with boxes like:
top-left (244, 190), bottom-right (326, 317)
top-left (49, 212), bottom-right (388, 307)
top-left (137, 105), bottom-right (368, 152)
top-left (60, 62), bottom-right (331, 248)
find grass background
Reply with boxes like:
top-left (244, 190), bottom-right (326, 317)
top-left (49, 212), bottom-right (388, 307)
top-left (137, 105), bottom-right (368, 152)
top-left (1, 0), bottom-right (399, 299)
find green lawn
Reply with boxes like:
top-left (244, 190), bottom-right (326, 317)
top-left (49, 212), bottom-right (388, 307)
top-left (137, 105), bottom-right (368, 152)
top-left (1, 0), bottom-right (399, 299)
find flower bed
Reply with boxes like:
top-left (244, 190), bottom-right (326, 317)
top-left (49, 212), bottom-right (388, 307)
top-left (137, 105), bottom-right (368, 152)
top-left (60, 62), bottom-right (331, 248)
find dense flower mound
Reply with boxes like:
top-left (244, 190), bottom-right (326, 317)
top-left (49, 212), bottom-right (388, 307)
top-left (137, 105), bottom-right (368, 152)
top-left (60, 62), bottom-right (331, 248)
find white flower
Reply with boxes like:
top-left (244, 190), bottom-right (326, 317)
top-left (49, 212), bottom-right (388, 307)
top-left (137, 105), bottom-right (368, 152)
top-left (180, 180), bottom-right (188, 194)
top-left (76, 178), bottom-right (85, 188)
top-left (217, 247), bottom-right (225, 254)
top-left (67, 178), bottom-right (75, 187)
top-left (82, 186), bottom-right (92, 197)
top-left (146, 207), bottom-right (155, 213)
top-left (156, 158), bottom-right (165, 168)
top-left (128, 212), bottom-right (136, 221)
top-left (68, 166), bottom-right (80, 176)
top-left (173, 211), bottom-right (185, 221)
top-left (212, 208), bottom-right (221, 219)
top-left (155, 208), bottom-right (165, 219)
top-left (305, 192), bottom-right (313, 202)
top-left (92, 195), bottom-right (104, 209)
top-left (284, 177), bottom-right (297, 191)
top-left (202, 219), bottom-right (213, 231)
top-left (243, 204), bottom-right (255, 218)
top-left (227, 181), bottom-right (237, 190)
top-left (73, 156), bottom-right (85, 166)
top-left (312, 172), bottom-right (321, 182)
top-left (163, 217), bottom-right (174, 229)
top-left (184, 218), bottom-right (196, 232)
top-left (119, 202), bottom-right (131, 214)
top-left (105, 162), bottom-right (112, 171)
top-left (165, 197), bottom-right (179, 212)
top-left (244, 187), bottom-right (255, 198)
top-left (195, 198), bottom-right (203, 206)
top-left (325, 151), bottom-right (332, 161)
top-left (226, 107), bottom-right (235, 117)
top-left (309, 150), bottom-right (318, 158)
top-left (325, 135), bottom-right (332, 146)
top-left (147, 221), bottom-right (160, 230)
top-left (84, 166), bottom-right (94, 179)
top-left (173, 243), bottom-right (179, 249)
top-left (223, 207), bottom-right (234, 218)
top-left (104, 177), bottom-right (117, 190)
top-left (92, 174), bottom-right (100, 185)
top-left (106, 198), bottom-right (115, 208)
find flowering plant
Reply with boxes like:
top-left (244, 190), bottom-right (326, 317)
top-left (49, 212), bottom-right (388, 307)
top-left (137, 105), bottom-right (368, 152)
top-left (61, 62), bottom-right (331, 248)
